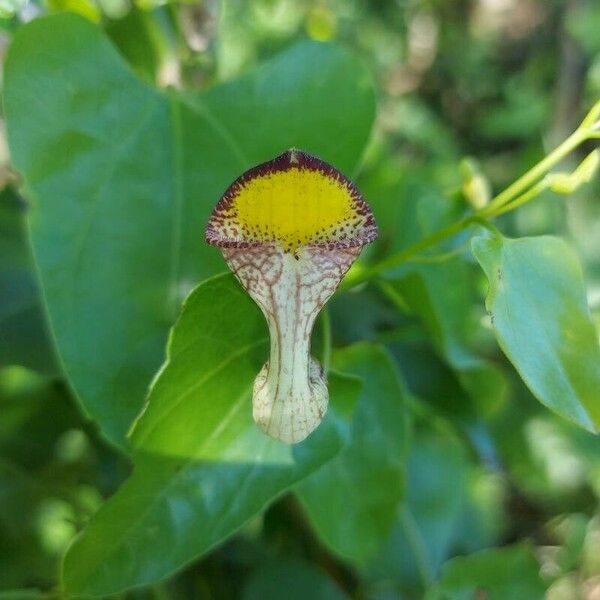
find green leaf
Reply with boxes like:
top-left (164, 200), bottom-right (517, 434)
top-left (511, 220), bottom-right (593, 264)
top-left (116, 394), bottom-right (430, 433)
top-left (243, 558), bottom-right (348, 600)
top-left (4, 13), bottom-right (375, 449)
top-left (0, 189), bottom-right (57, 374)
top-left (366, 427), bottom-right (470, 594)
top-left (427, 543), bottom-right (546, 600)
top-left (472, 234), bottom-right (600, 432)
top-left (296, 343), bottom-right (409, 564)
top-left (0, 591), bottom-right (46, 600)
top-left (387, 260), bottom-right (478, 367)
top-left (385, 257), bottom-right (508, 419)
top-left (62, 274), bottom-right (361, 597)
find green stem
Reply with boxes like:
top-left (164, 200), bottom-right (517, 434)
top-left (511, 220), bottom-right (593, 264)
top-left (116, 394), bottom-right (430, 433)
top-left (485, 179), bottom-right (550, 219)
top-left (580, 98), bottom-right (600, 129)
top-left (340, 121), bottom-right (596, 292)
top-left (340, 216), bottom-right (474, 291)
top-left (483, 128), bottom-right (585, 214)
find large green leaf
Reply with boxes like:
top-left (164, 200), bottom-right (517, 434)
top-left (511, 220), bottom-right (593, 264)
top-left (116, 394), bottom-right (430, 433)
top-left (472, 234), bottom-right (600, 432)
top-left (426, 543), bottom-right (546, 600)
top-left (296, 343), bottom-right (409, 564)
top-left (4, 13), bottom-right (375, 449)
top-left (0, 592), bottom-right (46, 600)
top-left (62, 274), bottom-right (361, 597)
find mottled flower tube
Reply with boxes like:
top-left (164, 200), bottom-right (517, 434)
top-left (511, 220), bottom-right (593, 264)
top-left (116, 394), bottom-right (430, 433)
top-left (205, 149), bottom-right (378, 443)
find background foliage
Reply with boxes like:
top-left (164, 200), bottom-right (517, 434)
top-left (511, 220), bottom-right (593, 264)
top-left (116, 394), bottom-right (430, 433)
top-left (1, 1), bottom-right (600, 599)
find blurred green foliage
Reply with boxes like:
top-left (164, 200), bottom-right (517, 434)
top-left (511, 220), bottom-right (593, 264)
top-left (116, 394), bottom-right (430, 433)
top-left (1, 1), bottom-right (600, 599)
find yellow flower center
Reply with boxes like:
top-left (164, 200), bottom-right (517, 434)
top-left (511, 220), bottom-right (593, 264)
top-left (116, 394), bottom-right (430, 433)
top-left (233, 167), bottom-right (355, 252)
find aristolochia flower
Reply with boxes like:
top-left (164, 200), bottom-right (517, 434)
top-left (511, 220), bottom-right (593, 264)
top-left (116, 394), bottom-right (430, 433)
top-left (206, 149), bottom-right (378, 443)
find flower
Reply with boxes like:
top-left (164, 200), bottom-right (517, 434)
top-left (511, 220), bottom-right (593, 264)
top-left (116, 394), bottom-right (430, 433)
top-left (206, 149), bottom-right (378, 443)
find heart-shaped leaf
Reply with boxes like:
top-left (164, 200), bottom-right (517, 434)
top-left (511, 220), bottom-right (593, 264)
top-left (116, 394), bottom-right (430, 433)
top-left (62, 274), bottom-right (361, 597)
top-left (472, 234), bottom-right (600, 432)
top-left (4, 13), bottom-right (375, 449)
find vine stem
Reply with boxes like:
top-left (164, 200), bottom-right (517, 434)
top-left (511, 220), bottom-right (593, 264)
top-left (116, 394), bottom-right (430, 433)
top-left (339, 216), bottom-right (473, 291)
top-left (340, 115), bottom-right (597, 292)
top-left (480, 127), bottom-right (585, 215)
top-left (486, 179), bottom-right (549, 219)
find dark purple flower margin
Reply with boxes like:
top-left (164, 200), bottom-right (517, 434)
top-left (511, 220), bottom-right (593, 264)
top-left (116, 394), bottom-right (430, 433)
top-left (205, 149), bottom-right (379, 251)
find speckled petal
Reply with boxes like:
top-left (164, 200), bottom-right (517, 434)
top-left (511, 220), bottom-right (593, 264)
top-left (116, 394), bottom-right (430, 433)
top-left (222, 245), bottom-right (360, 443)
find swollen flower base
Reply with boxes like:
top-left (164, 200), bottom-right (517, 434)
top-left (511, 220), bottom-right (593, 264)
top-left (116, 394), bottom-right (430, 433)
top-left (206, 149), bottom-right (378, 443)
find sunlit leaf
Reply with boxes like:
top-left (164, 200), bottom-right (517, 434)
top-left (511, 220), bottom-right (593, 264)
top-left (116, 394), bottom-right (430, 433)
top-left (47, 0), bottom-right (101, 22)
top-left (62, 275), bottom-right (361, 597)
top-left (0, 591), bottom-right (46, 600)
